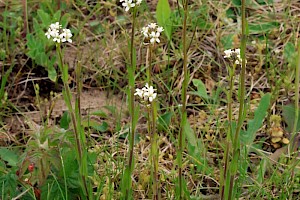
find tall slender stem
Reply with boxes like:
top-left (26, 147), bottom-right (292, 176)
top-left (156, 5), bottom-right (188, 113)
top-left (221, 63), bottom-right (236, 199)
top-left (228, 0), bottom-right (247, 199)
top-left (125, 8), bottom-right (137, 199)
top-left (57, 45), bottom-right (90, 199)
top-left (178, 0), bottom-right (189, 198)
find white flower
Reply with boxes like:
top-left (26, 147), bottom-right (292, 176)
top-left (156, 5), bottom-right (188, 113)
top-left (45, 22), bottom-right (72, 44)
top-left (121, 0), bottom-right (136, 12)
top-left (234, 48), bottom-right (240, 55)
top-left (157, 26), bottom-right (164, 33)
top-left (145, 85), bottom-right (157, 102)
top-left (60, 28), bottom-right (72, 43)
top-left (50, 22), bottom-right (61, 30)
top-left (148, 23), bottom-right (157, 29)
top-left (141, 26), bottom-right (149, 37)
top-left (135, 83), bottom-right (157, 103)
top-left (53, 35), bottom-right (61, 43)
top-left (224, 49), bottom-right (233, 58)
top-left (142, 23), bottom-right (164, 45)
top-left (223, 48), bottom-right (246, 65)
top-left (149, 31), bottom-right (160, 44)
top-left (134, 88), bottom-right (144, 98)
top-left (136, 0), bottom-right (142, 5)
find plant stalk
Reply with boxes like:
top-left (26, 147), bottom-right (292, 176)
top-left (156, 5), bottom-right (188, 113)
top-left (57, 45), bottom-right (90, 199)
top-left (221, 63), bottom-right (236, 199)
top-left (228, 0), bottom-right (247, 199)
top-left (178, 0), bottom-right (189, 198)
top-left (125, 7), bottom-right (137, 199)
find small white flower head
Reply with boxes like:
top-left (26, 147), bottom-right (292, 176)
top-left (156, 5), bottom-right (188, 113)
top-left (45, 22), bottom-right (72, 44)
top-left (224, 49), bottom-right (233, 58)
top-left (120, 0), bottom-right (142, 12)
top-left (157, 26), bottom-right (164, 33)
top-left (141, 23), bottom-right (164, 45)
top-left (149, 31), bottom-right (160, 44)
top-left (50, 22), bottom-right (61, 30)
top-left (223, 48), bottom-right (246, 65)
top-left (60, 28), bottom-right (73, 43)
top-left (135, 83), bottom-right (157, 104)
top-left (148, 23), bottom-right (157, 29)
top-left (141, 26), bottom-right (149, 37)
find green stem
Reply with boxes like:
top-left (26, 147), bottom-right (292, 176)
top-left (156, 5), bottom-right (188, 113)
top-left (146, 45), bottom-right (152, 84)
top-left (22, 0), bottom-right (28, 37)
top-left (57, 45), bottom-right (90, 199)
top-left (178, 0), bottom-right (189, 198)
top-left (228, 0), bottom-right (247, 199)
top-left (221, 63), bottom-right (236, 199)
top-left (125, 7), bottom-right (137, 199)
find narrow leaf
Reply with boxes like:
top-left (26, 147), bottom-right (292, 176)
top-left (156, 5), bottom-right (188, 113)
top-left (240, 93), bottom-right (271, 145)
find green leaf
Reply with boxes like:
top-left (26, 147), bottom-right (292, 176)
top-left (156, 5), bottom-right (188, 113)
top-left (156, 0), bottom-right (172, 39)
top-left (282, 104), bottom-right (300, 133)
top-left (37, 9), bottom-right (51, 26)
top-left (48, 65), bottom-right (57, 82)
top-left (240, 93), bottom-right (271, 145)
top-left (248, 22), bottom-right (279, 34)
top-left (221, 34), bottom-right (234, 50)
top-left (53, 10), bottom-right (61, 22)
top-left (184, 120), bottom-right (211, 173)
top-left (185, 121), bottom-right (200, 157)
top-left (92, 121), bottom-right (108, 132)
top-left (158, 112), bottom-right (173, 132)
top-left (91, 110), bottom-right (108, 118)
top-left (0, 148), bottom-right (19, 166)
top-left (60, 111), bottom-right (71, 129)
top-left (284, 42), bottom-right (296, 65)
top-left (191, 79), bottom-right (209, 99)
top-left (61, 13), bottom-right (70, 27)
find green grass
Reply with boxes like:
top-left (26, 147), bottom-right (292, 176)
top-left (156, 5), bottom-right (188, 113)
top-left (1, 0), bottom-right (300, 199)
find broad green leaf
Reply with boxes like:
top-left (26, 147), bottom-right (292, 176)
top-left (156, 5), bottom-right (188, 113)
top-left (91, 110), bottom-right (108, 118)
top-left (156, 0), bottom-right (172, 39)
top-left (185, 120), bottom-right (200, 157)
top-left (60, 111), bottom-right (70, 129)
top-left (221, 34), bottom-right (234, 50)
top-left (37, 9), bottom-right (51, 26)
top-left (184, 120), bottom-right (211, 173)
top-left (53, 10), bottom-right (61, 22)
top-left (282, 104), bottom-right (300, 133)
top-left (240, 93), bottom-right (271, 145)
top-left (284, 42), bottom-right (296, 65)
top-left (191, 79), bottom-right (209, 99)
top-left (0, 148), bottom-right (19, 166)
top-left (48, 64), bottom-right (57, 82)
top-left (248, 22), bottom-right (279, 34)
top-left (158, 112), bottom-right (173, 132)
top-left (92, 121), bottom-right (108, 132)
top-left (61, 13), bottom-right (70, 27)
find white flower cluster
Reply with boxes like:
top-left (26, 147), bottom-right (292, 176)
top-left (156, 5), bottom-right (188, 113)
top-left (45, 22), bottom-right (72, 43)
top-left (134, 83), bottom-right (157, 103)
top-left (141, 23), bottom-right (164, 44)
top-left (120, 0), bottom-right (142, 12)
top-left (224, 48), bottom-right (246, 65)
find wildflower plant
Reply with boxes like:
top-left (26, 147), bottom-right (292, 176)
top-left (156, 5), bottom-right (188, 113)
top-left (119, 0), bottom-right (143, 198)
top-left (45, 22), bottom-right (92, 199)
top-left (137, 21), bottom-right (163, 199)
